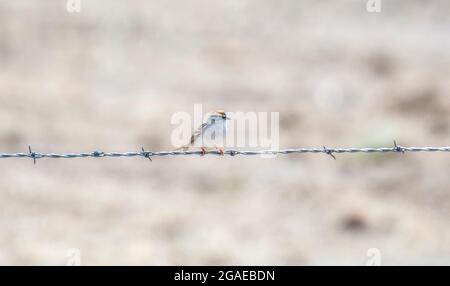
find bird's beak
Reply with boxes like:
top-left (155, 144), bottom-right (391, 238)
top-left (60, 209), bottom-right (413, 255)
top-left (225, 116), bottom-right (231, 120)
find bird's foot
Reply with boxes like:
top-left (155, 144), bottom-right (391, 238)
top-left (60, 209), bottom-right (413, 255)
top-left (200, 147), bottom-right (206, 156)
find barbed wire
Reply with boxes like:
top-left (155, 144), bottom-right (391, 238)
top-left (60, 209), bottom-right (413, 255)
top-left (0, 141), bottom-right (449, 164)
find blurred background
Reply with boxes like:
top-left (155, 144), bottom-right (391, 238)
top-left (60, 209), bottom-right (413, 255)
top-left (0, 0), bottom-right (449, 265)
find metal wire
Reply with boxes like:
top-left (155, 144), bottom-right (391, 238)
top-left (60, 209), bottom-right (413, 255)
top-left (0, 141), bottom-right (449, 164)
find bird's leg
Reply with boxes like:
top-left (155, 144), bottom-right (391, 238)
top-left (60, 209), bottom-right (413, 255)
top-left (215, 146), bottom-right (225, 156)
top-left (200, 147), bottom-right (206, 156)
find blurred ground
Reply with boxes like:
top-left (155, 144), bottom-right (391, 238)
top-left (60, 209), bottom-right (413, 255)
top-left (0, 0), bottom-right (449, 265)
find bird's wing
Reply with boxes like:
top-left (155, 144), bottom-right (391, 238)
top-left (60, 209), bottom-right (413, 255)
top-left (190, 122), bottom-right (209, 145)
top-left (174, 123), bottom-right (209, 151)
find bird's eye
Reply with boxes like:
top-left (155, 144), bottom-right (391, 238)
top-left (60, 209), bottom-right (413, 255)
top-left (211, 119), bottom-right (215, 123)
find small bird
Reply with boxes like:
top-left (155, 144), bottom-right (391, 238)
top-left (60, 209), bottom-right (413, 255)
top-left (176, 110), bottom-right (230, 155)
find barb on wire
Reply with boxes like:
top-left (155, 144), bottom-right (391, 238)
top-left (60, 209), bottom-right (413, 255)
top-left (93, 151), bottom-right (105, 157)
top-left (28, 145), bottom-right (38, 165)
top-left (0, 142), bottom-right (449, 163)
top-left (323, 146), bottom-right (336, 160)
top-left (393, 140), bottom-right (405, 154)
top-left (141, 147), bottom-right (152, 162)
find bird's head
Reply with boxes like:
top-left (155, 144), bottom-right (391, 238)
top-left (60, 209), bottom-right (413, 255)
top-left (215, 109), bottom-right (230, 120)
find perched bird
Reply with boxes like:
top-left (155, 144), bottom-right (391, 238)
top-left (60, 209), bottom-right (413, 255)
top-left (177, 110), bottom-right (230, 155)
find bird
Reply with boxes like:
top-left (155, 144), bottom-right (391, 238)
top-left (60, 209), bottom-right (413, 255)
top-left (176, 110), bottom-right (230, 156)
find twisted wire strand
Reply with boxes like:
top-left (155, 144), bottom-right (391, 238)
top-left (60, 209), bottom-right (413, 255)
top-left (0, 142), bottom-right (449, 163)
